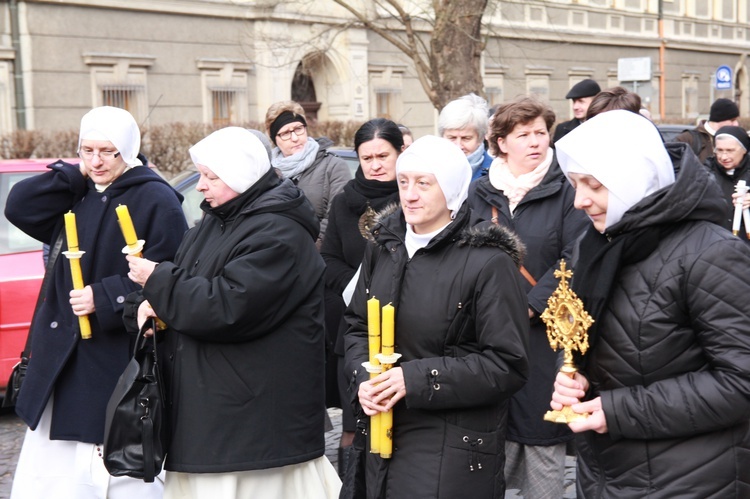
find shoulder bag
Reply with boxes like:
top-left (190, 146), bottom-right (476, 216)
top-left (103, 318), bottom-right (168, 483)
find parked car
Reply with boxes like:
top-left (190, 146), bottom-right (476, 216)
top-left (172, 148), bottom-right (361, 228)
top-left (0, 159), bottom-right (80, 396)
top-left (657, 123), bottom-right (689, 143)
top-left (329, 147), bottom-right (359, 177)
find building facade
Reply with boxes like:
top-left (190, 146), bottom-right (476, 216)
top-left (0, 0), bottom-right (748, 139)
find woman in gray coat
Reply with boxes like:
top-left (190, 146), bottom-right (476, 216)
top-left (265, 101), bottom-right (351, 247)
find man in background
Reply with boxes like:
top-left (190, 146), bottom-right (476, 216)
top-left (552, 79), bottom-right (601, 144)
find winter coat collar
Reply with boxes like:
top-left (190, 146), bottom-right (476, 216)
top-left (474, 156), bottom-right (566, 208)
top-left (372, 202), bottom-right (525, 266)
top-left (201, 168), bottom-right (320, 241)
top-left (87, 153), bottom-right (184, 203)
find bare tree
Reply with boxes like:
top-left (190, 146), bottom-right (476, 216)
top-left (331, 0), bottom-right (489, 111)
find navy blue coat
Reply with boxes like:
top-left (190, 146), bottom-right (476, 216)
top-left (4, 160), bottom-right (187, 443)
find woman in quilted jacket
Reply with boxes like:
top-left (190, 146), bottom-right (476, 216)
top-left (551, 109), bottom-right (750, 498)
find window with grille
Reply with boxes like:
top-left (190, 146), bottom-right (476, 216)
top-left (375, 90), bottom-right (397, 119)
top-left (101, 85), bottom-right (143, 115)
top-left (197, 60), bottom-right (252, 126)
top-left (83, 54), bottom-right (154, 124)
top-left (210, 88), bottom-right (240, 127)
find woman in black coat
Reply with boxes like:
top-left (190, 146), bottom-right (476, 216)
top-left (345, 135), bottom-right (529, 498)
top-left (553, 110), bottom-right (750, 498)
top-left (320, 118), bottom-right (402, 471)
top-left (126, 127), bottom-right (340, 498)
top-left (468, 96), bottom-right (588, 499)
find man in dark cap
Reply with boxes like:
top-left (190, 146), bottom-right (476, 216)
top-left (705, 125), bottom-right (750, 241)
top-left (552, 79), bottom-right (601, 143)
top-left (675, 98), bottom-right (740, 163)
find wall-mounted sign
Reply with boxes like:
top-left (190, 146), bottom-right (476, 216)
top-left (617, 57), bottom-right (652, 82)
top-left (716, 65), bottom-right (733, 90)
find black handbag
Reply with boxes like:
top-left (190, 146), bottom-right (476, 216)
top-left (2, 235), bottom-right (63, 408)
top-left (103, 319), bottom-right (168, 482)
top-left (339, 411), bottom-right (368, 499)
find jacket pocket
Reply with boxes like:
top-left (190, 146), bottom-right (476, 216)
top-left (438, 422), bottom-right (499, 498)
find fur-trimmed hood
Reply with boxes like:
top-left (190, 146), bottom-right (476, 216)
top-left (458, 223), bottom-right (525, 267)
top-left (370, 201), bottom-right (526, 267)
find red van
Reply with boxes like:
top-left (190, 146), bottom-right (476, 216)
top-left (0, 159), bottom-right (76, 396)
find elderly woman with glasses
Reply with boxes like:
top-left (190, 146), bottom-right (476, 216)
top-left (265, 101), bottom-right (351, 248)
top-left (704, 125), bottom-right (750, 241)
top-left (5, 106), bottom-right (187, 499)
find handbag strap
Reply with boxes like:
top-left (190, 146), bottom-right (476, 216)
top-left (138, 317), bottom-right (158, 483)
top-left (21, 233), bottom-right (64, 359)
top-left (491, 205), bottom-right (537, 287)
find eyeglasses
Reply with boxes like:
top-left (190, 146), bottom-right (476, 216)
top-left (276, 125), bottom-right (307, 141)
top-left (79, 148), bottom-right (121, 160)
top-left (715, 148), bottom-right (740, 157)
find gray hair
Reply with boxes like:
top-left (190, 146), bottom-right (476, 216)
top-left (438, 93), bottom-right (489, 139)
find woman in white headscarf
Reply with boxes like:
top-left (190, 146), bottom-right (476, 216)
top-left (344, 135), bottom-right (530, 498)
top-left (552, 110), bottom-right (750, 498)
top-left (125, 127), bottom-right (341, 499)
top-left (6, 106), bottom-right (187, 499)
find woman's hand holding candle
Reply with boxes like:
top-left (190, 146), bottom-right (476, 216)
top-left (63, 211), bottom-right (92, 339)
top-left (360, 367), bottom-right (405, 412)
top-left (126, 254), bottom-right (158, 287)
top-left (69, 286), bottom-right (95, 315)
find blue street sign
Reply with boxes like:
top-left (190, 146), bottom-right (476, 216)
top-left (716, 65), bottom-right (733, 90)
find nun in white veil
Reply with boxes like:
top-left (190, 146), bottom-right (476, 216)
top-left (126, 127), bottom-right (341, 499)
top-left (7, 106), bottom-right (187, 499)
top-left (550, 110), bottom-right (750, 498)
top-left (344, 136), bottom-right (530, 498)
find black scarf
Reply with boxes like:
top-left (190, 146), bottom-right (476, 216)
top-left (343, 167), bottom-right (399, 215)
top-left (571, 224), bottom-right (668, 359)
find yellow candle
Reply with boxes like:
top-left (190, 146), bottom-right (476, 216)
top-left (63, 211), bottom-right (91, 339)
top-left (380, 303), bottom-right (395, 458)
top-left (64, 211), bottom-right (79, 250)
top-left (381, 304), bottom-right (394, 356)
top-left (115, 205), bottom-right (142, 257)
top-left (367, 297), bottom-right (381, 454)
top-left (367, 297), bottom-right (381, 366)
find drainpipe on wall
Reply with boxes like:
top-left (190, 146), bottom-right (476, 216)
top-left (9, 0), bottom-right (26, 129)
top-left (658, 0), bottom-right (666, 121)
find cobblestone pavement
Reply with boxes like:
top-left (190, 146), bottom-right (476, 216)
top-left (0, 408), bottom-right (25, 499)
top-left (1, 407), bottom-right (575, 499)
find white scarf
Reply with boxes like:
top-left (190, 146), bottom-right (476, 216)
top-left (271, 138), bottom-right (320, 180)
top-left (489, 149), bottom-right (553, 213)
